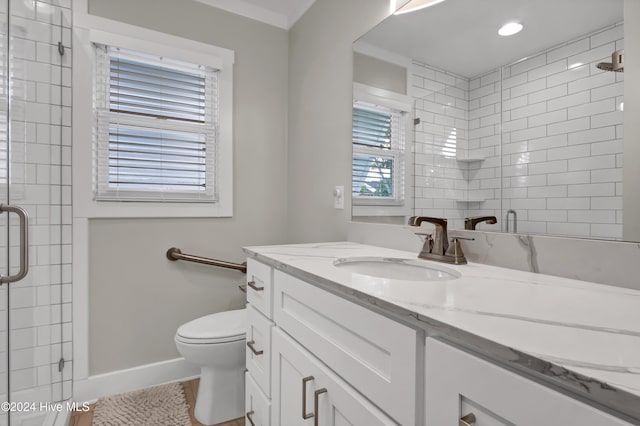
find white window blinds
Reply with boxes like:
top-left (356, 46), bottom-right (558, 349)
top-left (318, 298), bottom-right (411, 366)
top-left (94, 44), bottom-right (219, 202)
top-left (352, 101), bottom-right (405, 203)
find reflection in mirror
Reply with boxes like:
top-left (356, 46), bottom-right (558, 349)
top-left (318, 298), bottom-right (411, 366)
top-left (352, 0), bottom-right (628, 240)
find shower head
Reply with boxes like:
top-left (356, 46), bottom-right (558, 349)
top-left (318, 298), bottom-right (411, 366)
top-left (596, 50), bottom-right (624, 72)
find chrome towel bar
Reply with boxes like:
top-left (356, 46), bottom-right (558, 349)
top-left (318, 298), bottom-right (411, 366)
top-left (166, 247), bottom-right (247, 274)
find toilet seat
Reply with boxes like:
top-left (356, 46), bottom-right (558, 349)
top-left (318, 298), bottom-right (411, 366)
top-left (176, 308), bottom-right (246, 344)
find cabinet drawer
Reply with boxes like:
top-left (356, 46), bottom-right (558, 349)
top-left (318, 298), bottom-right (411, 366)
top-left (425, 338), bottom-right (633, 426)
top-left (273, 270), bottom-right (417, 426)
top-left (245, 372), bottom-right (271, 426)
top-left (247, 259), bottom-right (273, 319)
top-left (246, 304), bottom-right (273, 397)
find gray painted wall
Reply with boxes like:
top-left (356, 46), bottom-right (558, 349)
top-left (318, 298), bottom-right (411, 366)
top-left (624, 0), bottom-right (640, 241)
top-left (87, 0), bottom-right (289, 374)
top-left (287, 0), bottom-right (389, 242)
top-left (353, 52), bottom-right (407, 94)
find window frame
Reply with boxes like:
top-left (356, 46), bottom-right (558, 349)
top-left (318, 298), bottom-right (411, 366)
top-left (351, 83), bottom-right (413, 216)
top-left (73, 15), bottom-right (234, 218)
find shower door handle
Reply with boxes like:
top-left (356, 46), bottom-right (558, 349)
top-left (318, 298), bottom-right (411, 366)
top-left (0, 204), bottom-right (29, 285)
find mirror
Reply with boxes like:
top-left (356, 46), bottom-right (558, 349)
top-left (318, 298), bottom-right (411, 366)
top-left (352, 0), bottom-right (630, 241)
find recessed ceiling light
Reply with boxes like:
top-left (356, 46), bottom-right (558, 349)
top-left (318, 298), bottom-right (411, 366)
top-left (394, 0), bottom-right (447, 15)
top-left (498, 22), bottom-right (523, 36)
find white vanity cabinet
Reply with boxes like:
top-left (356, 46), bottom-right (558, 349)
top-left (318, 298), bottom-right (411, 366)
top-left (245, 256), bottom-right (635, 426)
top-left (424, 338), bottom-right (633, 426)
top-left (245, 259), bottom-right (418, 426)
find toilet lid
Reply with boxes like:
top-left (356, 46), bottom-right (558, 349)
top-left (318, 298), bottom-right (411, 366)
top-left (176, 308), bottom-right (246, 344)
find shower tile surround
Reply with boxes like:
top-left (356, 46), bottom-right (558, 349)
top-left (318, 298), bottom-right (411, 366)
top-left (413, 24), bottom-right (623, 239)
top-left (0, 0), bottom-right (73, 422)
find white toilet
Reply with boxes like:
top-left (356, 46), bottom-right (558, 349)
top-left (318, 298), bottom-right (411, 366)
top-left (175, 308), bottom-right (246, 425)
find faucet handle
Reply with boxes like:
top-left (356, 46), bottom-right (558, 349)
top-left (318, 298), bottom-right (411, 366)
top-left (415, 233), bottom-right (434, 253)
top-left (444, 237), bottom-right (468, 265)
top-left (413, 231), bottom-right (432, 237)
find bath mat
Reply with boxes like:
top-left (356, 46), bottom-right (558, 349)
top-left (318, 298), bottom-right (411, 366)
top-left (92, 382), bottom-right (191, 426)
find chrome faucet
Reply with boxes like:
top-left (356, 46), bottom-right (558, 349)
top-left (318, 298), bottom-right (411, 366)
top-left (464, 215), bottom-right (497, 230)
top-left (408, 216), bottom-right (467, 265)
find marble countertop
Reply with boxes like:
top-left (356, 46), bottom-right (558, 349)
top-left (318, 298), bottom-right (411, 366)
top-left (244, 242), bottom-right (640, 422)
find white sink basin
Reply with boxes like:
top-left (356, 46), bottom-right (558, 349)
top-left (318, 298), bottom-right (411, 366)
top-left (333, 257), bottom-right (461, 281)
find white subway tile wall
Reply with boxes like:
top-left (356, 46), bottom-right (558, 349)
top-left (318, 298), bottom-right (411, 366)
top-left (0, 0), bottom-right (72, 423)
top-left (501, 23), bottom-right (623, 238)
top-left (413, 62), bottom-right (473, 229)
top-left (413, 24), bottom-right (623, 238)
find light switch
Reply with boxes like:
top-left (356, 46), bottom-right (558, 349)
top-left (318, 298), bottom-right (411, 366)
top-left (334, 186), bottom-right (344, 209)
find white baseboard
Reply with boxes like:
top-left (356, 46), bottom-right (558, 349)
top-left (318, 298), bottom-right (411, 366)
top-left (73, 357), bottom-right (199, 403)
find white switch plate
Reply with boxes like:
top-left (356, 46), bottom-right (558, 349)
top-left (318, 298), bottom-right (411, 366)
top-left (334, 185), bottom-right (344, 209)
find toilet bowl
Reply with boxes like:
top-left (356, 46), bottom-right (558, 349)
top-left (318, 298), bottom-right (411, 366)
top-left (175, 308), bottom-right (246, 425)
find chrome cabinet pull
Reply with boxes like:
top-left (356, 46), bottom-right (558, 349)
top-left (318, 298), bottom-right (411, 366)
top-left (302, 376), bottom-right (314, 419)
top-left (246, 340), bottom-right (263, 356)
top-left (246, 410), bottom-right (256, 426)
top-left (460, 413), bottom-right (476, 426)
top-left (247, 280), bottom-right (264, 291)
top-left (0, 204), bottom-right (29, 285)
top-left (313, 388), bottom-right (327, 426)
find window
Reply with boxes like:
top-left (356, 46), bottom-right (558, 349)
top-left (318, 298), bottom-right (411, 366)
top-left (352, 100), bottom-right (406, 205)
top-left (94, 45), bottom-right (218, 202)
top-left (74, 17), bottom-right (234, 218)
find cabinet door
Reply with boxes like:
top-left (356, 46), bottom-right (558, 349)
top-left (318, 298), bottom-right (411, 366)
top-left (425, 338), bottom-right (632, 426)
top-left (245, 372), bottom-right (271, 426)
top-left (271, 328), bottom-right (397, 426)
top-left (246, 305), bottom-right (273, 397)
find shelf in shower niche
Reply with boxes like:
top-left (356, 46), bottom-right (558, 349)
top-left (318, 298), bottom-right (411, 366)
top-left (454, 198), bottom-right (486, 203)
top-left (455, 157), bottom-right (486, 163)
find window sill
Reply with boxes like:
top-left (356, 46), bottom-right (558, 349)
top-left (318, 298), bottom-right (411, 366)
top-left (353, 198), bottom-right (405, 207)
top-left (74, 199), bottom-right (232, 219)
top-left (352, 203), bottom-right (411, 218)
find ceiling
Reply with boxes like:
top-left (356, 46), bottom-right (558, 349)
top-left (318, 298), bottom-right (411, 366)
top-left (194, 0), bottom-right (316, 29)
top-left (357, 0), bottom-right (623, 78)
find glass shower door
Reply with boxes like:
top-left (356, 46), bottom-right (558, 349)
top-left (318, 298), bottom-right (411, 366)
top-left (0, 0), bottom-right (72, 424)
top-left (0, 2), bottom-right (11, 424)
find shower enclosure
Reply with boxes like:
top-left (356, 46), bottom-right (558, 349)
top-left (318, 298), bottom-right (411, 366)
top-left (0, 0), bottom-right (73, 424)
